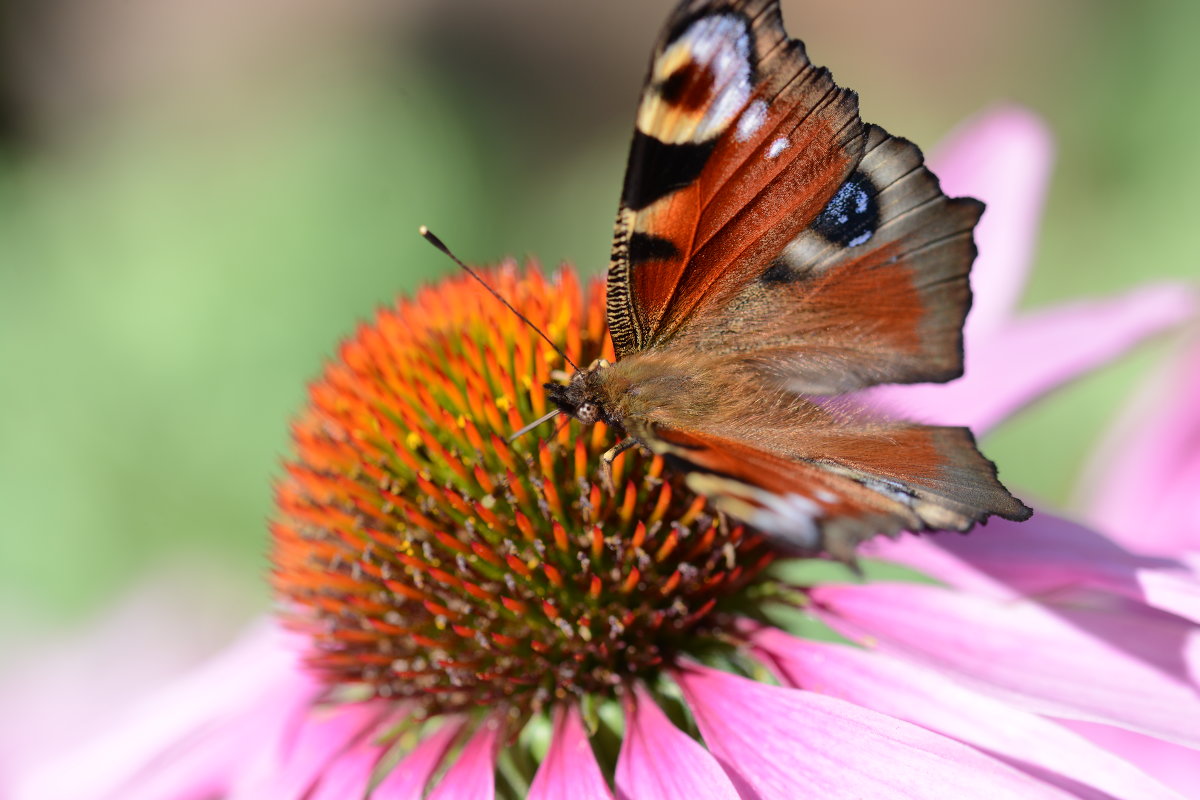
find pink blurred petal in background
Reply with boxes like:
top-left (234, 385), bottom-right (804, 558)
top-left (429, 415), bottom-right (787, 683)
top-left (1082, 338), bottom-right (1200, 556)
top-left (868, 107), bottom-right (1195, 433)
top-left (12, 619), bottom-right (314, 800)
top-left (937, 106), bottom-right (1053, 338)
top-left (872, 285), bottom-right (1196, 434)
top-left (1062, 337), bottom-right (1200, 796)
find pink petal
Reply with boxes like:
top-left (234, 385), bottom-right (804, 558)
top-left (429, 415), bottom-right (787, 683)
top-left (929, 106), bottom-right (1054, 340)
top-left (1083, 339), bottom-right (1200, 556)
top-left (674, 663), bottom-right (1072, 799)
top-left (371, 718), bottom-right (465, 800)
top-left (615, 684), bottom-right (740, 800)
top-left (812, 582), bottom-right (1200, 747)
top-left (271, 702), bottom-right (389, 800)
top-left (870, 283), bottom-right (1196, 433)
top-left (865, 513), bottom-right (1200, 625)
top-left (0, 565), bottom-right (251, 786)
top-left (749, 626), bottom-right (1183, 800)
top-left (1059, 719), bottom-right (1200, 798)
top-left (69, 713), bottom-right (290, 800)
top-left (309, 740), bottom-right (385, 800)
top-left (529, 704), bottom-right (614, 800)
top-left (15, 620), bottom-right (316, 800)
top-left (426, 717), bottom-right (501, 800)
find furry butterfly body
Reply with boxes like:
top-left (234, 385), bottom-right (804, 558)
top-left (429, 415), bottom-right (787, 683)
top-left (547, 0), bottom-right (1030, 557)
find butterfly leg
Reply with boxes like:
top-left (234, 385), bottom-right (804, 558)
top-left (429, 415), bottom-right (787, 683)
top-left (598, 439), bottom-right (637, 493)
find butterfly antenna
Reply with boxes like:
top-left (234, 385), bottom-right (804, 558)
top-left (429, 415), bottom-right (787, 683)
top-left (507, 408), bottom-right (562, 443)
top-left (418, 226), bottom-right (580, 372)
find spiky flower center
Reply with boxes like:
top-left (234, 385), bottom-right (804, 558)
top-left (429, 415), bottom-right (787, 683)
top-left (271, 265), bottom-right (772, 718)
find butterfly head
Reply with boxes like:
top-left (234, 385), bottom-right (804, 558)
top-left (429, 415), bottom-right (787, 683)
top-left (545, 358), bottom-right (614, 426)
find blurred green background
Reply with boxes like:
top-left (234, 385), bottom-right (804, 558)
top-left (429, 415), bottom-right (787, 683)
top-left (0, 0), bottom-right (1196, 634)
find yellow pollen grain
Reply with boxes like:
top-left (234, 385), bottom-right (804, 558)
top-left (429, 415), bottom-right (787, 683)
top-left (496, 396), bottom-right (512, 412)
top-left (405, 432), bottom-right (422, 451)
top-left (456, 415), bottom-right (466, 429)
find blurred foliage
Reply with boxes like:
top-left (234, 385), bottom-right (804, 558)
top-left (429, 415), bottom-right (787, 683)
top-left (0, 0), bottom-right (1196, 625)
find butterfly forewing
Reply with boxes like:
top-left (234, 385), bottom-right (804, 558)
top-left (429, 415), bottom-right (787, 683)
top-left (608, 0), bottom-right (865, 356)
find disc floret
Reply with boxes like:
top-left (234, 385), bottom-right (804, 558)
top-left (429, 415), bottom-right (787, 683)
top-left (271, 265), bottom-right (773, 719)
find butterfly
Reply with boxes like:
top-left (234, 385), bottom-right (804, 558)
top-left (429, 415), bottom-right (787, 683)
top-left (527, 0), bottom-right (1032, 559)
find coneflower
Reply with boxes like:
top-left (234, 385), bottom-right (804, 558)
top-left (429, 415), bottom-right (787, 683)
top-left (10, 109), bottom-right (1199, 800)
top-left (272, 262), bottom-right (776, 727)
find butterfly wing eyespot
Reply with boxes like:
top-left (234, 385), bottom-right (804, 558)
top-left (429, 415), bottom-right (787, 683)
top-left (701, 126), bottom-right (985, 394)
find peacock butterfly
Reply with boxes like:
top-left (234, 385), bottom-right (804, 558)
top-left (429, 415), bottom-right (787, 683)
top-left (433, 0), bottom-right (1031, 559)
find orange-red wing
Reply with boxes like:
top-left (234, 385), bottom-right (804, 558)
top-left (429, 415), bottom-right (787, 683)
top-left (606, 0), bottom-right (865, 357)
top-left (641, 421), bottom-right (1029, 559)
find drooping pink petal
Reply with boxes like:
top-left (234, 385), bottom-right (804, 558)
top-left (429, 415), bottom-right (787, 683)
top-left (869, 284), bottom-right (1196, 434)
top-left (371, 718), bottom-right (465, 800)
top-left (425, 717), bottom-right (501, 800)
top-left (614, 684), bottom-right (740, 800)
top-left (812, 582), bottom-right (1200, 746)
top-left (1059, 719), bottom-right (1200, 799)
top-left (1082, 339), bottom-right (1200, 556)
top-left (748, 625), bottom-right (1184, 800)
top-left (60, 709), bottom-right (294, 800)
top-left (674, 663), bottom-right (1073, 800)
top-left (227, 683), bottom-right (396, 800)
top-left (269, 701), bottom-right (390, 800)
top-left (14, 620), bottom-right (317, 800)
top-left (0, 565), bottom-right (251, 789)
top-left (308, 740), bottom-right (387, 800)
top-left (929, 106), bottom-right (1053, 340)
top-left (529, 704), bottom-right (614, 800)
top-left (865, 513), bottom-right (1200, 624)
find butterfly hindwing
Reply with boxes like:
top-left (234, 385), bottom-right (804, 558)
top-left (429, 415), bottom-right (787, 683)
top-left (674, 125), bottom-right (982, 393)
top-left (640, 417), bottom-right (1029, 559)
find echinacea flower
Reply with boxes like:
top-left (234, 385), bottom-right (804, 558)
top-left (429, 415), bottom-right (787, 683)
top-left (11, 108), bottom-right (1200, 800)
